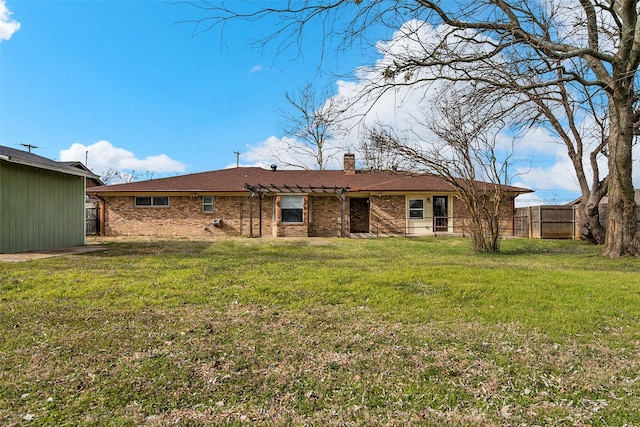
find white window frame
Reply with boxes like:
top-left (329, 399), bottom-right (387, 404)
top-left (202, 196), bottom-right (214, 213)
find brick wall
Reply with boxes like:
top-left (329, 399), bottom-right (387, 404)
top-left (104, 194), bottom-right (348, 238)
top-left (451, 196), bottom-right (515, 236)
top-left (271, 195), bottom-right (309, 237)
top-left (309, 195), bottom-right (346, 237)
top-left (369, 195), bottom-right (406, 235)
top-left (101, 193), bottom-right (517, 239)
top-left (103, 195), bottom-right (273, 237)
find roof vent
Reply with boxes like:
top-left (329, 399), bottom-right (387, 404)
top-left (271, 164), bottom-right (277, 171)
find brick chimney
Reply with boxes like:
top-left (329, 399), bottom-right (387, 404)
top-left (343, 153), bottom-right (356, 175)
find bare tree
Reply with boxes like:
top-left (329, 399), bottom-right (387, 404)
top-left (101, 169), bottom-right (135, 185)
top-left (100, 169), bottom-right (154, 185)
top-left (359, 125), bottom-right (415, 171)
top-left (469, 57), bottom-right (610, 244)
top-left (192, 0), bottom-right (640, 257)
top-left (374, 96), bottom-right (515, 252)
top-left (278, 83), bottom-right (341, 170)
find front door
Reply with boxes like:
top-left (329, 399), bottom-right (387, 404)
top-left (433, 196), bottom-right (448, 232)
top-left (349, 198), bottom-right (370, 233)
top-left (407, 197), bottom-right (429, 235)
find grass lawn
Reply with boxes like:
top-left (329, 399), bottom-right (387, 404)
top-left (1, 237), bottom-right (639, 426)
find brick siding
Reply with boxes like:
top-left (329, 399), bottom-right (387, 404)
top-left (308, 195), bottom-right (346, 237)
top-left (103, 195), bottom-right (272, 237)
top-left (271, 195), bottom-right (309, 237)
top-left (451, 196), bottom-right (516, 236)
top-left (369, 195), bottom-right (406, 235)
top-left (101, 193), bottom-right (516, 238)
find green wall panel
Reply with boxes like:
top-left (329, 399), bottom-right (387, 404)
top-left (0, 162), bottom-right (85, 253)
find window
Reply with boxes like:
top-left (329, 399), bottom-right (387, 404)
top-left (135, 196), bottom-right (169, 207)
top-left (408, 198), bottom-right (424, 219)
top-left (281, 195), bottom-right (304, 223)
top-left (202, 196), bottom-right (214, 212)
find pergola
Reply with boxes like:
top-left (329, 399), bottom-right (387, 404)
top-left (244, 183), bottom-right (350, 237)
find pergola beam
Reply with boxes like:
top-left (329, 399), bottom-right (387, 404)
top-left (245, 183), bottom-right (350, 237)
top-left (245, 183), bottom-right (349, 195)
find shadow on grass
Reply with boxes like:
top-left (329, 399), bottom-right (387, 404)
top-left (82, 238), bottom-right (349, 263)
top-left (496, 238), bottom-right (602, 257)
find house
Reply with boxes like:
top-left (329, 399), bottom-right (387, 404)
top-left (87, 153), bottom-right (532, 238)
top-left (60, 161), bottom-right (105, 189)
top-left (0, 145), bottom-right (100, 253)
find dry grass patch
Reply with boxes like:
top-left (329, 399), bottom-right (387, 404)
top-left (1, 238), bottom-right (639, 425)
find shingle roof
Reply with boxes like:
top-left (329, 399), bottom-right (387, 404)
top-left (0, 145), bottom-right (99, 179)
top-left (87, 166), bottom-right (531, 195)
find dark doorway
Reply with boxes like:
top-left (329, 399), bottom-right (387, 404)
top-left (433, 196), bottom-right (448, 232)
top-left (349, 198), bottom-right (370, 233)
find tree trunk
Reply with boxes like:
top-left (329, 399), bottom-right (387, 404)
top-left (603, 91), bottom-right (639, 258)
top-left (576, 183), bottom-right (607, 244)
top-left (577, 203), bottom-right (606, 244)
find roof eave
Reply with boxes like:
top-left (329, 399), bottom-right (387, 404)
top-left (0, 154), bottom-right (100, 179)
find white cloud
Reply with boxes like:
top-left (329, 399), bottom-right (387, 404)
top-left (249, 64), bottom-right (263, 73)
top-left (235, 136), bottom-right (284, 168)
top-left (517, 127), bottom-right (567, 156)
top-left (515, 158), bottom-right (580, 192)
top-left (244, 17), bottom-right (640, 204)
top-left (324, 19), bottom-right (629, 203)
top-left (326, 21), bottom-right (516, 160)
top-left (59, 140), bottom-right (186, 182)
top-left (239, 135), bottom-right (345, 170)
top-left (0, 0), bottom-right (20, 41)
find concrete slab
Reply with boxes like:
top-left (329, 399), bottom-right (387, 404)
top-left (0, 245), bottom-right (109, 262)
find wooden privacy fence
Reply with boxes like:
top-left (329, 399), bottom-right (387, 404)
top-left (515, 205), bottom-right (576, 239)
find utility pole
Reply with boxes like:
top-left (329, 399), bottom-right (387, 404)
top-left (234, 151), bottom-right (240, 168)
top-left (20, 143), bottom-right (40, 153)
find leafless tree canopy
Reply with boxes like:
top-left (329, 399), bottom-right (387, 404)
top-left (277, 83), bottom-right (342, 170)
top-left (100, 169), bottom-right (154, 185)
top-left (372, 94), bottom-right (514, 252)
top-left (190, 0), bottom-right (640, 257)
top-left (359, 125), bottom-right (415, 172)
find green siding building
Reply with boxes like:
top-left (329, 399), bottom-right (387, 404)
top-left (0, 145), bottom-right (99, 254)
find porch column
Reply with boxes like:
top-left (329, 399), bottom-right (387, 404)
top-left (340, 192), bottom-right (346, 237)
top-left (249, 191), bottom-right (254, 238)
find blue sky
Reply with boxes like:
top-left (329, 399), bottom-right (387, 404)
top-left (0, 1), bottom-right (364, 172)
top-left (0, 0), bottom-right (602, 205)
